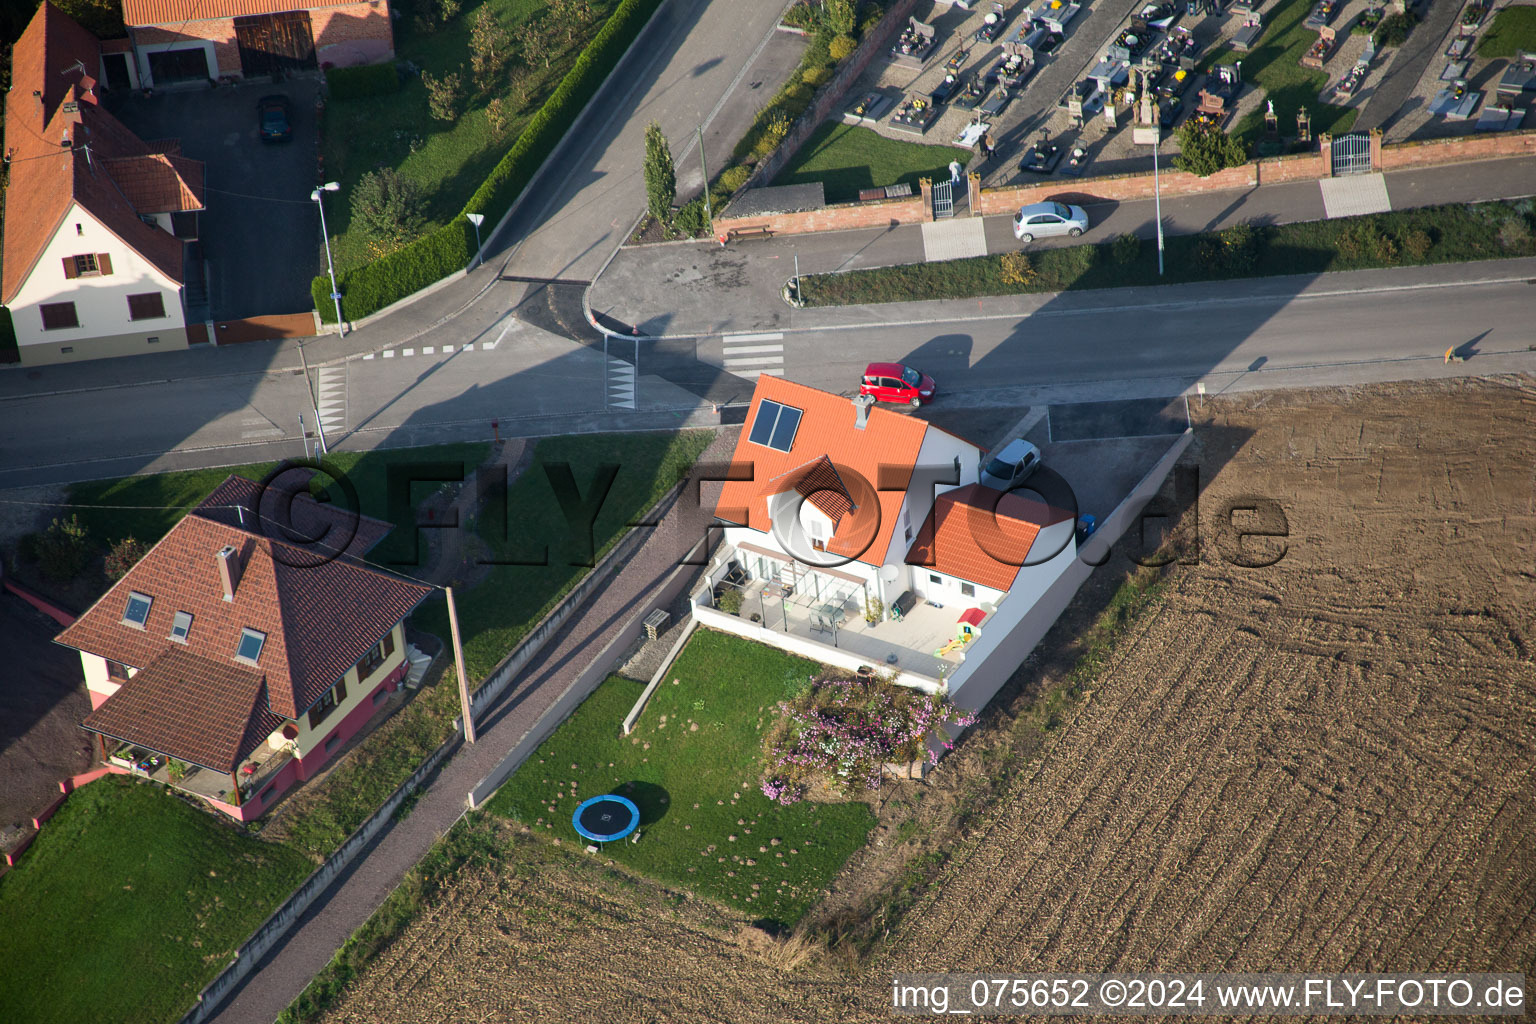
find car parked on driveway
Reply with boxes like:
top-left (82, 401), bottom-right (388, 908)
top-left (257, 95), bottom-right (292, 142)
top-left (1012, 200), bottom-right (1089, 242)
top-left (980, 438), bottom-right (1042, 491)
top-left (860, 362), bottom-right (936, 406)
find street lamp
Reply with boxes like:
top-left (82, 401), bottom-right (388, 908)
top-left (465, 212), bottom-right (485, 269)
top-left (1152, 124), bottom-right (1165, 277)
top-left (310, 182), bottom-right (344, 336)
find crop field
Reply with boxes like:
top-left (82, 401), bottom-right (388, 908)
top-left (311, 378), bottom-right (1536, 1023)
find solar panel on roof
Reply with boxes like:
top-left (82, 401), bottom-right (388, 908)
top-left (748, 399), bottom-right (802, 452)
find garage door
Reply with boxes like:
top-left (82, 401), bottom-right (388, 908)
top-left (147, 47), bottom-right (211, 84)
top-left (234, 11), bottom-right (316, 77)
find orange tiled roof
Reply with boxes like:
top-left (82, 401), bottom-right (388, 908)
top-left (905, 484), bottom-right (1073, 591)
top-left (124, 0), bottom-right (367, 26)
top-left (101, 153), bottom-right (206, 212)
top-left (2, 4), bottom-right (203, 303)
top-left (779, 454), bottom-right (855, 527)
top-left (718, 378), bottom-right (930, 566)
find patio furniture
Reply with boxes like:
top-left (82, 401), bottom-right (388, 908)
top-left (816, 601), bottom-right (847, 625)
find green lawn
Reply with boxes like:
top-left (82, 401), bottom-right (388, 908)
top-left (1201, 0), bottom-right (1357, 146)
top-left (322, 0), bottom-right (618, 271)
top-left (800, 199), bottom-right (1536, 304)
top-left (1478, 4), bottom-right (1536, 57)
top-left (771, 121), bottom-right (971, 204)
top-left (413, 430), bottom-right (713, 681)
top-left (485, 629), bottom-right (878, 928)
top-left (0, 776), bottom-right (313, 1024)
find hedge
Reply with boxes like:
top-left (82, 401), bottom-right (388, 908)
top-left (313, 0), bottom-right (666, 323)
top-left (324, 62), bottom-right (400, 101)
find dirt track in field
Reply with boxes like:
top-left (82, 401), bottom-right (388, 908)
top-left (318, 378), bottom-right (1536, 1023)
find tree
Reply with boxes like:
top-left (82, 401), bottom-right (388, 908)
top-left (32, 515), bottom-right (91, 582)
top-left (1174, 119), bottom-right (1248, 177)
top-left (469, 7), bottom-right (510, 93)
top-left (514, 21), bottom-right (554, 70)
top-left (52, 0), bottom-right (124, 38)
top-left (350, 168), bottom-right (425, 245)
top-left (105, 536), bottom-right (148, 580)
top-left (420, 67), bottom-right (463, 121)
top-left (822, 0), bottom-right (856, 36)
top-left (643, 121), bottom-right (676, 224)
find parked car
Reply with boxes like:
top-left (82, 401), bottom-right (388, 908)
top-left (257, 95), bottom-right (292, 142)
top-left (1013, 200), bottom-right (1089, 242)
top-left (980, 438), bottom-right (1042, 490)
top-left (859, 362), bottom-right (936, 407)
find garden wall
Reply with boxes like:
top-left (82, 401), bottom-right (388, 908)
top-left (714, 193), bottom-right (927, 236)
top-left (1379, 129), bottom-right (1536, 170)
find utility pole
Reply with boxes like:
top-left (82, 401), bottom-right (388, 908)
top-left (1153, 124), bottom-right (1165, 276)
top-left (697, 125), bottom-right (712, 224)
top-left (445, 586), bottom-right (476, 743)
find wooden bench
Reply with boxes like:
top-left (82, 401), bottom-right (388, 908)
top-left (727, 225), bottom-right (773, 241)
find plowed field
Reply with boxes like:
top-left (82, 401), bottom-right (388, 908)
top-left (316, 378), bottom-right (1536, 1023)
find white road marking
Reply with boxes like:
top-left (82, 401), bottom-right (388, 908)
top-left (722, 332), bottom-right (785, 343)
top-left (383, 350), bottom-right (395, 358)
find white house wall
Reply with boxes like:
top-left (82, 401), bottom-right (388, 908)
top-left (880, 426), bottom-right (984, 605)
top-left (11, 202), bottom-right (188, 364)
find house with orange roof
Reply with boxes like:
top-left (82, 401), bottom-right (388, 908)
top-left (53, 474), bottom-right (434, 820)
top-left (124, 0), bottom-right (394, 88)
top-left (3, 3), bottom-right (206, 365)
top-left (699, 376), bottom-right (1078, 695)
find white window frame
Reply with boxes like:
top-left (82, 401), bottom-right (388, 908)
top-left (169, 610), bottom-right (193, 643)
top-left (123, 591), bottom-right (153, 628)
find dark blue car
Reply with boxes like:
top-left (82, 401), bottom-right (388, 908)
top-left (258, 95), bottom-right (292, 142)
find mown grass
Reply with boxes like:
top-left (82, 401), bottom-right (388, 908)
top-left (800, 199), bottom-right (1536, 305)
top-left (1200, 0), bottom-right (1357, 147)
top-left (0, 776), bottom-right (313, 1024)
top-left (773, 121), bottom-right (971, 204)
top-left (485, 629), bottom-right (878, 928)
top-left (1477, 4), bottom-right (1536, 58)
top-left (322, 0), bottom-right (618, 271)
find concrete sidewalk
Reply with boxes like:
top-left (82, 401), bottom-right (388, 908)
top-left (587, 154), bottom-right (1536, 340)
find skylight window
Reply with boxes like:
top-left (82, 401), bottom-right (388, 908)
top-left (747, 399), bottom-right (803, 452)
top-left (169, 611), bottom-right (193, 643)
top-left (236, 628), bottom-right (267, 664)
top-left (123, 592), bottom-right (153, 628)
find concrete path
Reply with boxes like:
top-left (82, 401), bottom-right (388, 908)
top-left (588, 153), bottom-right (1536, 338)
top-left (205, 429), bottom-right (732, 1024)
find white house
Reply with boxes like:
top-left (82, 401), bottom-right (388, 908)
top-left (700, 376), bottom-right (1078, 700)
top-left (3, 4), bottom-right (205, 366)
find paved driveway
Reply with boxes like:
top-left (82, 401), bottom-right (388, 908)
top-left (106, 79), bottom-right (322, 320)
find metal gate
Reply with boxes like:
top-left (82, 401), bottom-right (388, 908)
top-left (1330, 132), bottom-right (1373, 176)
top-left (932, 178), bottom-right (955, 218)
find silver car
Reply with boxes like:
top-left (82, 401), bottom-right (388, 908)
top-left (980, 438), bottom-right (1042, 491)
top-left (1012, 201), bottom-right (1089, 242)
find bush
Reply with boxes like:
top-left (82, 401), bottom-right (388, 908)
top-left (325, 62), bottom-right (399, 101)
top-left (105, 536), bottom-right (148, 580)
top-left (1498, 216), bottom-right (1534, 252)
top-left (859, 3), bottom-right (884, 36)
top-left (800, 66), bottom-right (832, 88)
top-left (823, 0), bottom-right (856, 35)
top-left (1196, 222), bottom-right (1261, 274)
top-left (1111, 232), bottom-right (1142, 264)
top-left (716, 587), bottom-right (744, 615)
top-left (674, 197), bottom-right (709, 236)
top-left (999, 250), bottom-right (1036, 285)
top-left (829, 34), bottom-right (857, 61)
top-left (420, 67), bottom-right (463, 121)
top-left (643, 121), bottom-right (676, 223)
top-left (1174, 119), bottom-right (1248, 177)
top-left (1337, 220), bottom-right (1390, 263)
top-left (315, 0), bottom-right (669, 322)
top-left (34, 515), bottom-right (91, 582)
top-left (717, 165), bottom-right (751, 194)
top-left (1374, 11), bottom-right (1416, 47)
top-left (351, 168), bottom-right (426, 246)
top-left (1402, 228), bottom-right (1432, 260)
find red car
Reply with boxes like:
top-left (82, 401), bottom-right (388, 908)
top-left (860, 362), bottom-right (936, 407)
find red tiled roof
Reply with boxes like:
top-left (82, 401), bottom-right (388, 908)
top-left (100, 153), bottom-right (205, 212)
top-left (717, 378), bottom-right (930, 566)
top-left (57, 476), bottom-right (433, 723)
top-left (81, 647), bottom-right (283, 772)
top-left (905, 484), bottom-right (1073, 591)
top-left (124, 0), bottom-right (368, 26)
top-left (2, 4), bottom-right (199, 303)
top-left (193, 474), bottom-right (394, 557)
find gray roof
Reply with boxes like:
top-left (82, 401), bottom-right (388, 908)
top-left (726, 182), bottom-right (826, 218)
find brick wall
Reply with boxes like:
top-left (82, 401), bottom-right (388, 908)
top-left (974, 163), bottom-right (1257, 216)
top-left (133, 22), bottom-right (240, 77)
top-left (311, 1), bottom-right (395, 68)
top-left (714, 194), bottom-right (928, 236)
top-left (1380, 130), bottom-right (1536, 170)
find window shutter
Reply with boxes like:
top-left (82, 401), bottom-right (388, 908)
top-left (97, 253), bottom-right (113, 275)
top-left (382, 629), bottom-right (395, 658)
top-left (335, 678), bottom-right (347, 704)
top-left (62, 257), bottom-right (79, 279)
top-left (308, 705), bottom-right (324, 730)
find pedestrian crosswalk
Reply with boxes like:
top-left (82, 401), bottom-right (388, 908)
top-left (721, 332), bottom-right (784, 379)
top-left (316, 365), bottom-right (347, 442)
top-left (607, 355), bottom-right (636, 409)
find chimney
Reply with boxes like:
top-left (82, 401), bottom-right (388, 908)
top-left (853, 393), bottom-right (876, 430)
top-left (216, 545), bottom-right (241, 601)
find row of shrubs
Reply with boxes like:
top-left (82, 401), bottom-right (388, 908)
top-left (312, 0), bottom-right (666, 323)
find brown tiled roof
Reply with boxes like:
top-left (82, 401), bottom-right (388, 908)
top-left (81, 647), bottom-right (282, 772)
top-left (905, 484), bottom-right (1073, 591)
top-left (718, 378), bottom-right (933, 566)
top-left (100, 153), bottom-right (205, 212)
top-left (124, 0), bottom-right (367, 26)
top-left (780, 455), bottom-right (854, 527)
top-left (2, 4), bottom-right (198, 303)
top-left (57, 475), bottom-right (433, 721)
top-left (193, 475), bottom-right (393, 557)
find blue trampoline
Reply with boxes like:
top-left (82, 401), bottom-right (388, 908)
top-left (572, 794), bottom-right (640, 843)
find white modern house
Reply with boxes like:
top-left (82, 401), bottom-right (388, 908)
top-left (4, 4), bottom-right (205, 365)
top-left (696, 376), bottom-right (1079, 706)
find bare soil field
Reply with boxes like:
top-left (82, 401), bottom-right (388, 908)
top-left (315, 377), bottom-right (1536, 1024)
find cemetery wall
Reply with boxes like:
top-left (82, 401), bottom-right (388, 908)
top-left (1379, 130), bottom-right (1536, 170)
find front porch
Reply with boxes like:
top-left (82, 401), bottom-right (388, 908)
top-left (106, 737), bottom-right (296, 811)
